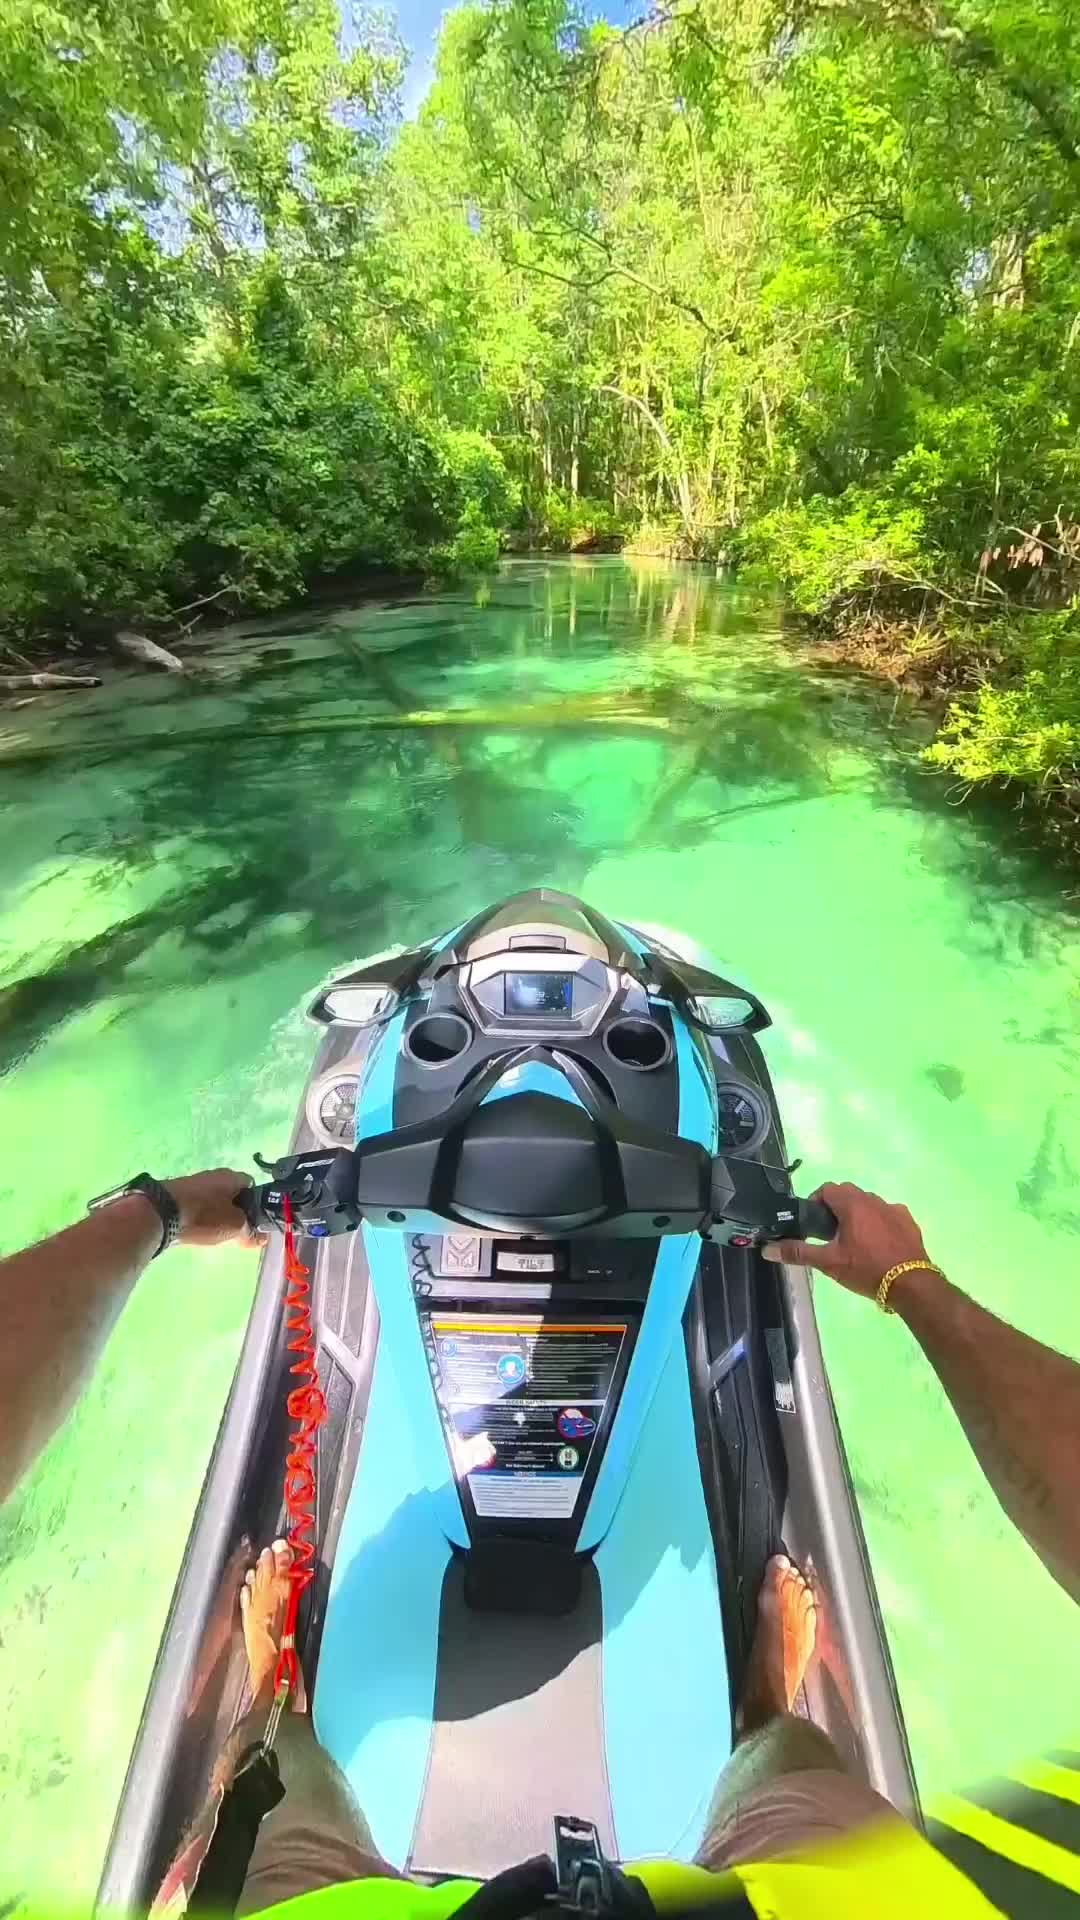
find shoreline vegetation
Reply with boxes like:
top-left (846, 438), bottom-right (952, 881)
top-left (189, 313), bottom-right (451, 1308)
top-left (1, 0), bottom-right (1077, 860)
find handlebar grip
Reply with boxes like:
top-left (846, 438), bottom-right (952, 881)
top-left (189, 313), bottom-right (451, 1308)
top-left (795, 1196), bottom-right (838, 1243)
top-left (237, 1183), bottom-right (270, 1231)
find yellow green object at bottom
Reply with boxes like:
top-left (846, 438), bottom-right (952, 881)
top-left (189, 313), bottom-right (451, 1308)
top-left (247, 1817), bottom-right (1006, 1920)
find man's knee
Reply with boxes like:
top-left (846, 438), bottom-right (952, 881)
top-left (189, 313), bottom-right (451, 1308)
top-left (735, 1714), bottom-right (846, 1781)
top-left (698, 1717), bottom-right (903, 1874)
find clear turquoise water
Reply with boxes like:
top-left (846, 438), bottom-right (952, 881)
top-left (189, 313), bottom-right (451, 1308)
top-left (1, 557), bottom-right (1078, 1906)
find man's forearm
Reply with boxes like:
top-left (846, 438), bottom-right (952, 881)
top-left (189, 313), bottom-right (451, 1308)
top-left (893, 1267), bottom-right (1080, 1603)
top-left (0, 1197), bottom-right (160, 1502)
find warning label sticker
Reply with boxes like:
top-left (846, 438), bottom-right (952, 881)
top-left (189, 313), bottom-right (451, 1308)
top-left (425, 1315), bottom-right (628, 1520)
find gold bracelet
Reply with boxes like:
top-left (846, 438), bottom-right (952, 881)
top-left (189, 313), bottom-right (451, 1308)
top-left (876, 1260), bottom-right (946, 1314)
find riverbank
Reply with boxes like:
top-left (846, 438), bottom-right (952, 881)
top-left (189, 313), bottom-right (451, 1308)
top-left (0, 566), bottom-right (433, 709)
top-left (0, 538), bottom-right (629, 703)
top-left (782, 593), bottom-right (1080, 872)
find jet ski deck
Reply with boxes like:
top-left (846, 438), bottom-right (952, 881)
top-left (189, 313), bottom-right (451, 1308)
top-left (98, 892), bottom-right (916, 1909)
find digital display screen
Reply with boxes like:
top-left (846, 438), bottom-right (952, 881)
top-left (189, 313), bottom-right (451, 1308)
top-left (505, 970), bottom-right (574, 1016)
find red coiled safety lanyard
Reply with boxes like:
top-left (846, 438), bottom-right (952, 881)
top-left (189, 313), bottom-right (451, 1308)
top-left (183, 1198), bottom-right (329, 1913)
top-left (263, 1191), bottom-right (327, 1745)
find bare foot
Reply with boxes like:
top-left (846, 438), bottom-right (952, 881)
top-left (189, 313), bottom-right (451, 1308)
top-left (808, 1570), bottom-right (857, 1726)
top-left (738, 1553), bottom-right (817, 1735)
top-left (239, 1538), bottom-right (307, 1714)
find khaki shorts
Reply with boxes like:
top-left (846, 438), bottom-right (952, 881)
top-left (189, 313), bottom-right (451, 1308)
top-left (229, 1711), bottom-right (907, 1915)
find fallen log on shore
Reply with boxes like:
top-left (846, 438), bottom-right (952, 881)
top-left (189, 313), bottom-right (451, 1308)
top-left (114, 629), bottom-right (186, 673)
top-left (0, 671), bottom-right (102, 690)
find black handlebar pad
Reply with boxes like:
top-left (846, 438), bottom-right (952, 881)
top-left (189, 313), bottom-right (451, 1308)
top-left (248, 1046), bottom-right (833, 1246)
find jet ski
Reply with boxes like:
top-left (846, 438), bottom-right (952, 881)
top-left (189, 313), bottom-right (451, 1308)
top-left (98, 888), bottom-right (916, 1909)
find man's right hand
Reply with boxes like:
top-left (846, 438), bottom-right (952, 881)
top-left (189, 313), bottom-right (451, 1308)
top-left (164, 1168), bottom-right (264, 1248)
top-left (762, 1180), bottom-right (934, 1300)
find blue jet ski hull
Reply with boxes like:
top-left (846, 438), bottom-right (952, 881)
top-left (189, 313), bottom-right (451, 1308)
top-left (99, 897), bottom-right (916, 1906)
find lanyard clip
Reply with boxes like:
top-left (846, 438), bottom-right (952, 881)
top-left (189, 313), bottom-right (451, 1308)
top-left (261, 1679), bottom-right (291, 1758)
top-left (553, 1815), bottom-right (613, 1914)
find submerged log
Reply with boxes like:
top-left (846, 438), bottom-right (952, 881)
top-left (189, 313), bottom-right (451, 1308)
top-left (0, 696), bottom-right (673, 766)
top-left (0, 671), bottom-right (101, 690)
top-left (114, 629), bottom-right (186, 674)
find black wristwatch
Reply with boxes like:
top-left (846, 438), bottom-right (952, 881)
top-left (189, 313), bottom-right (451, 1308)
top-left (87, 1172), bottom-right (181, 1258)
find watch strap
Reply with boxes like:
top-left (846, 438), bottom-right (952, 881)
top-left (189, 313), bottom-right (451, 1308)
top-left (88, 1172), bottom-right (180, 1257)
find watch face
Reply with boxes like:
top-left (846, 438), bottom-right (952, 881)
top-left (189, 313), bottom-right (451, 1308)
top-left (88, 1175), bottom-right (150, 1211)
top-left (88, 1182), bottom-right (129, 1210)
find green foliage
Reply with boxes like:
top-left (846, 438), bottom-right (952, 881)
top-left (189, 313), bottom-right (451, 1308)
top-left (441, 500), bottom-right (503, 576)
top-left (0, 0), bottom-right (513, 634)
top-left (925, 610), bottom-right (1080, 795)
top-left (436, 430), bottom-right (519, 534)
top-left (0, 269), bottom-right (500, 628)
top-left (531, 490), bottom-right (627, 552)
top-left (622, 519), bottom-right (689, 559)
top-left (623, 519), bottom-right (727, 560)
top-left (745, 495), bottom-right (931, 616)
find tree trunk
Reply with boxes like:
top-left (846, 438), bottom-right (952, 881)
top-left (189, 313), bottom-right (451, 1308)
top-left (759, 385), bottom-right (774, 458)
top-left (599, 385), bottom-right (694, 536)
top-left (114, 630), bottom-right (186, 674)
top-left (991, 232), bottom-right (1026, 308)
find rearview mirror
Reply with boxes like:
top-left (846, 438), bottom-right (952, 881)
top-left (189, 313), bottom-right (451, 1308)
top-left (321, 986), bottom-right (395, 1026)
top-left (693, 994), bottom-right (759, 1031)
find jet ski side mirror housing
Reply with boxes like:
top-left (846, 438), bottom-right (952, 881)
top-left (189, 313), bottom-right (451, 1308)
top-left (640, 953), bottom-right (771, 1034)
top-left (308, 944), bottom-right (434, 1026)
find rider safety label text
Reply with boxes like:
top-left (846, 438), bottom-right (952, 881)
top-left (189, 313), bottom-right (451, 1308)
top-left (425, 1315), bottom-right (628, 1520)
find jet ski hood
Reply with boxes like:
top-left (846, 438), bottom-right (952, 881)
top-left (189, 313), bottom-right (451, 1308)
top-left (309, 887), bottom-right (770, 1139)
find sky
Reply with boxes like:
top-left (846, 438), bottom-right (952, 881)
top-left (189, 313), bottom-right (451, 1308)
top-left (390, 0), bottom-right (636, 115)
top-left (394, 0), bottom-right (451, 112)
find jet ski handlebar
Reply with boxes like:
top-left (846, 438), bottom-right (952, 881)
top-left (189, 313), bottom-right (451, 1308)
top-left (243, 1047), bottom-right (838, 1250)
top-left (792, 1195), bottom-right (840, 1243)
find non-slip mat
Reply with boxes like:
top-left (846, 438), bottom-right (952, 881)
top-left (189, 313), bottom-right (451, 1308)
top-left (594, 1331), bottom-right (732, 1861)
top-left (408, 1557), bottom-right (616, 1879)
top-left (314, 1329), bottom-right (455, 1868)
top-left (408, 1334), bottom-right (731, 1875)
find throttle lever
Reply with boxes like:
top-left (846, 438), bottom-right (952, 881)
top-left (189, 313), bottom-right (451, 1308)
top-left (236, 1184), bottom-right (263, 1234)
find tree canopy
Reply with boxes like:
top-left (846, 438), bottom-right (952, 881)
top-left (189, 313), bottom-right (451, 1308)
top-left (1, 0), bottom-right (1078, 820)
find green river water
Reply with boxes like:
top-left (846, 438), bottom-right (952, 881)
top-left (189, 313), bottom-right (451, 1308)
top-left (1, 557), bottom-right (1078, 1908)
